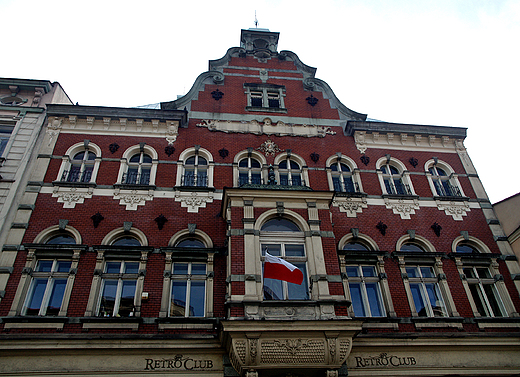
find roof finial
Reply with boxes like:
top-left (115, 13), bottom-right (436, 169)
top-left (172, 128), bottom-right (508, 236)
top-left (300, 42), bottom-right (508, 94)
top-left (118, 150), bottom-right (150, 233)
top-left (254, 11), bottom-right (259, 28)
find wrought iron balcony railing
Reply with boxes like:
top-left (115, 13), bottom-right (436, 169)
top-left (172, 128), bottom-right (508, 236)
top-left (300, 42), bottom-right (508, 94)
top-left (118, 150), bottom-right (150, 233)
top-left (61, 169), bottom-right (92, 183)
top-left (182, 174), bottom-right (208, 187)
top-left (122, 171), bottom-right (150, 185)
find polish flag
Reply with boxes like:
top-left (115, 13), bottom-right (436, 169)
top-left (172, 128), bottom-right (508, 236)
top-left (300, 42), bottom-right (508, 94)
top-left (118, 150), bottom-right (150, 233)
top-left (264, 253), bottom-right (303, 285)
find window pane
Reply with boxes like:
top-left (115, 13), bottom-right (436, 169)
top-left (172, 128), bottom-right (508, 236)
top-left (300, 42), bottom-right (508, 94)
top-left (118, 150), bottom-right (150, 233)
top-left (343, 242), bottom-right (369, 251)
top-left (142, 154), bottom-right (152, 163)
top-left (173, 263), bottom-right (189, 275)
top-left (349, 283), bottom-right (366, 317)
top-left (285, 244), bottom-right (304, 257)
top-left (420, 267), bottom-right (435, 278)
top-left (171, 281), bottom-right (188, 316)
top-left (87, 151), bottom-right (96, 160)
top-left (290, 161), bottom-right (299, 169)
top-left (239, 159), bottom-right (248, 167)
top-left (346, 266), bottom-right (359, 277)
top-left (99, 280), bottom-right (118, 317)
top-left (410, 284), bottom-right (426, 316)
top-left (468, 283), bottom-right (488, 316)
top-left (406, 267), bottom-right (419, 278)
top-left (118, 281), bottom-right (136, 317)
top-left (362, 266), bottom-right (376, 277)
top-left (463, 267), bottom-right (477, 279)
top-left (129, 154), bottom-right (141, 163)
top-left (112, 237), bottom-right (141, 247)
top-left (425, 283), bottom-right (445, 317)
top-left (262, 244), bottom-right (281, 256)
top-left (26, 279), bottom-right (48, 315)
top-left (176, 239), bottom-right (205, 248)
top-left (105, 262), bottom-right (121, 274)
top-left (476, 268), bottom-right (492, 279)
top-left (189, 281), bottom-right (206, 317)
top-left (56, 261), bottom-right (71, 273)
top-left (401, 244), bottom-right (424, 252)
top-left (46, 279), bottom-right (67, 316)
top-left (261, 218), bottom-right (300, 232)
top-left (456, 244), bottom-right (477, 253)
top-left (198, 157), bottom-right (207, 165)
top-left (124, 262), bottom-right (139, 274)
top-left (250, 159), bottom-right (261, 168)
top-left (483, 284), bottom-right (504, 317)
top-left (278, 161), bottom-right (287, 169)
top-left (287, 263), bottom-right (308, 300)
top-left (36, 261), bottom-right (53, 272)
top-left (185, 156), bottom-right (196, 165)
top-left (366, 283), bottom-right (383, 317)
top-left (263, 278), bottom-right (283, 300)
top-left (191, 264), bottom-right (207, 275)
top-left (46, 235), bottom-right (76, 245)
top-left (73, 151), bottom-right (86, 160)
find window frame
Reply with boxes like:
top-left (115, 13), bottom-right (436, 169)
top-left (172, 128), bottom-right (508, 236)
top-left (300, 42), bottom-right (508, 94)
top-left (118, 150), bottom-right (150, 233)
top-left (344, 264), bottom-right (386, 317)
top-left (326, 154), bottom-right (363, 194)
top-left (56, 142), bottom-right (102, 185)
top-left (273, 152), bottom-right (309, 188)
top-left (117, 144), bottom-right (158, 187)
top-left (376, 157), bottom-right (415, 196)
top-left (176, 147), bottom-right (214, 188)
top-left (451, 236), bottom-right (516, 318)
top-left (425, 159), bottom-right (465, 199)
top-left (8, 226), bottom-right (84, 317)
top-left (244, 83), bottom-right (286, 112)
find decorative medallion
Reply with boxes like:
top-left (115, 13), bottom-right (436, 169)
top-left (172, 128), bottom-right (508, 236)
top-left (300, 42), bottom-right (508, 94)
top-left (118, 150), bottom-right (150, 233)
top-left (154, 214), bottom-right (168, 230)
top-left (165, 121), bottom-right (179, 145)
top-left (257, 139), bottom-right (283, 156)
top-left (46, 117), bottom-right (63, 146)
top-left (164, 145), bottom-right (175, 157)
top-left (211, 89), bottom-right (224, 100)
top-left (360, 154), bottom-right (370, 166)
top-left (306, 94), bottom-right (318, 106)
top-left (219, 148), bottom-right (229, 159)
top-left (310, 152), bottom-right (320, 163)
top-left (91, 212), bottom-right (104, 228)
top-left (431, 222), bottom-right (442, 237)
top-left (409, 157), bottom-right (418, 168)
top-left (376, 221), bottom-right (388, 236)
top-left (109, 143), bottom-right (120, 154)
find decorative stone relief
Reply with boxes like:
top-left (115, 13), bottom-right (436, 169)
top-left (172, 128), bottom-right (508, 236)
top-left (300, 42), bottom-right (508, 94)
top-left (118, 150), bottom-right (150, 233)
top-left (332, 197), bottom-right (368, 217)
top-left (354, 131), bottom-right (367, 154)
top-left (384, 198), bottom-right (420, 219)
top-left (197, 118), bottom-right (336, 138)
top-left (113, 188), bottom-right (154, 210)
top-left (261, 339), bottom-right (324, 364)
top-left (166, 121), bottom-right (179, 144)
top-left (174, 191), bottom-right (214, 213)
top-left (46, 117), bottom-right (63, 145)
top-left (52, 186), bottom-right (93, 208)
top-left (436, 200), bottom-right (470, 221)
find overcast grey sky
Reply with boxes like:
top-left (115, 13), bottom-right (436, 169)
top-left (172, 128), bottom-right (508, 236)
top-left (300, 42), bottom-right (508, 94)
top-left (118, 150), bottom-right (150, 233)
top-left (2, 0), bottom-right (518, 203)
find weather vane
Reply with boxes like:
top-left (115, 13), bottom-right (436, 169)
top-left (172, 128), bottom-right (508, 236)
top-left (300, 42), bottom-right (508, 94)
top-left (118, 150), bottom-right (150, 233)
top-left (254, 11), bottom-right (258, 28)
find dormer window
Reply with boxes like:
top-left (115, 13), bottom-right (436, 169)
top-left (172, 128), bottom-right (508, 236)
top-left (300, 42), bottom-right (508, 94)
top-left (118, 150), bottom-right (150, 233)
top-left (244, 83), bottom-right (286, 113)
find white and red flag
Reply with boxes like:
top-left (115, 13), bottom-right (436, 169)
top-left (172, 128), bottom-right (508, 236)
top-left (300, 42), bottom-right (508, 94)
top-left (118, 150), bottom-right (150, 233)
top-left (263, 252), bottom-right (304, 285)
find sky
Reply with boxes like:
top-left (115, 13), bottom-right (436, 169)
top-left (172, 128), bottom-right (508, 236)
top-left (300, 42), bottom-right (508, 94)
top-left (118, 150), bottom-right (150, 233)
top-left (1, 0), bottom-right (519, 203)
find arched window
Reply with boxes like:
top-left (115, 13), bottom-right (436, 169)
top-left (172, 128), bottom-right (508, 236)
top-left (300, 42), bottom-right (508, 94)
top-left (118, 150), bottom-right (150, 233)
top-left (97, 236), bottom-right (142, 318)
top-left (278, 159), bottom-right (302, 186)
top-left (452, 236), bottom-right (510, 317)
top-left (22, 232), bottom-right (77, 316)
top-left (343, 242), bottom-right (369, 251)
top-left (118, 144), bottom-right (158, 186)
top-left (124, 152), bottom-right (152, 185)
top-left (238, 156), bottom-right (262, 185)
top-left (58, 142), bottom-right (101, 184)
top-left (400, 243), bottom-right (426, 252)
top-left (260, 218), bottom-right (309, 300)
top-left (170, 238), bottom-right (207, 317)
top-left (331, 161), bottom-right (356, 193)
top-left (381, 163), bottom-right (409, 195)
top-left (426, 160), bottom-right (464, 198)
top-left (184, 155), bottom-right (207, 187)
top-left (176, 147), bottom-right (214, 188)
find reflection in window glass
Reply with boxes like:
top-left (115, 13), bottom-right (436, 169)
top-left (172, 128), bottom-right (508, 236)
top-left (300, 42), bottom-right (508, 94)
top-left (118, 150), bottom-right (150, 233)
top-left (346, 265), bottom-right (385, 317)
top-left (171, 262), bottom-right (206, 317)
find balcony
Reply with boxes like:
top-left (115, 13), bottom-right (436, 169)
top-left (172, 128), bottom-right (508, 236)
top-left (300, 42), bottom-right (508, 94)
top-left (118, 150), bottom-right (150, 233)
top-left (122, 171), bottom-right (150, 185)
top-left (61, 169), bottom-right (92, 183)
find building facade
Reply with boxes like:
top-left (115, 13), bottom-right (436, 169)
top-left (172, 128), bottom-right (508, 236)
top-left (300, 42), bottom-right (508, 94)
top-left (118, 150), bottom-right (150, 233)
top-left (0, 78), bottom-right (72, 306)
top-left (0, 29), bottom-right (519, 376)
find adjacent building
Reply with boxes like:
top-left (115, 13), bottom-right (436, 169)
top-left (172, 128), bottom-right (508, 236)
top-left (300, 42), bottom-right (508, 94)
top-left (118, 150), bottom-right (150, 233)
top-left (0, 29), bottom-right (519, 377)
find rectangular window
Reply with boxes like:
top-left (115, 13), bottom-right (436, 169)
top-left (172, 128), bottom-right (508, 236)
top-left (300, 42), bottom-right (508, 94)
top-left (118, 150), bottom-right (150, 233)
top-left (464, 267), bottom-right (505, 317)
top-left (98, 261), bottom-right (139, 317)
top-left (0, 123), bottom-right (14, 156)
top-left (406, 266), bottom-right (446, 317)
top-left (346, 265), bottom-right (385, 317)
top-left (245, 84), bottom-right (286, 112)
top-left (23, 260), bottom-right (71, 316)
top-left (170, 262), bottom-right (207, 317)
top-left (261, 244), bottom-right (309, 301)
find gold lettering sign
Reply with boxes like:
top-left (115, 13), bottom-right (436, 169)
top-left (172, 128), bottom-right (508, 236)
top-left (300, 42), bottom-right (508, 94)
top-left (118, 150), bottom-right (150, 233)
top-left (144, 355), bottom-right (215, 371)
